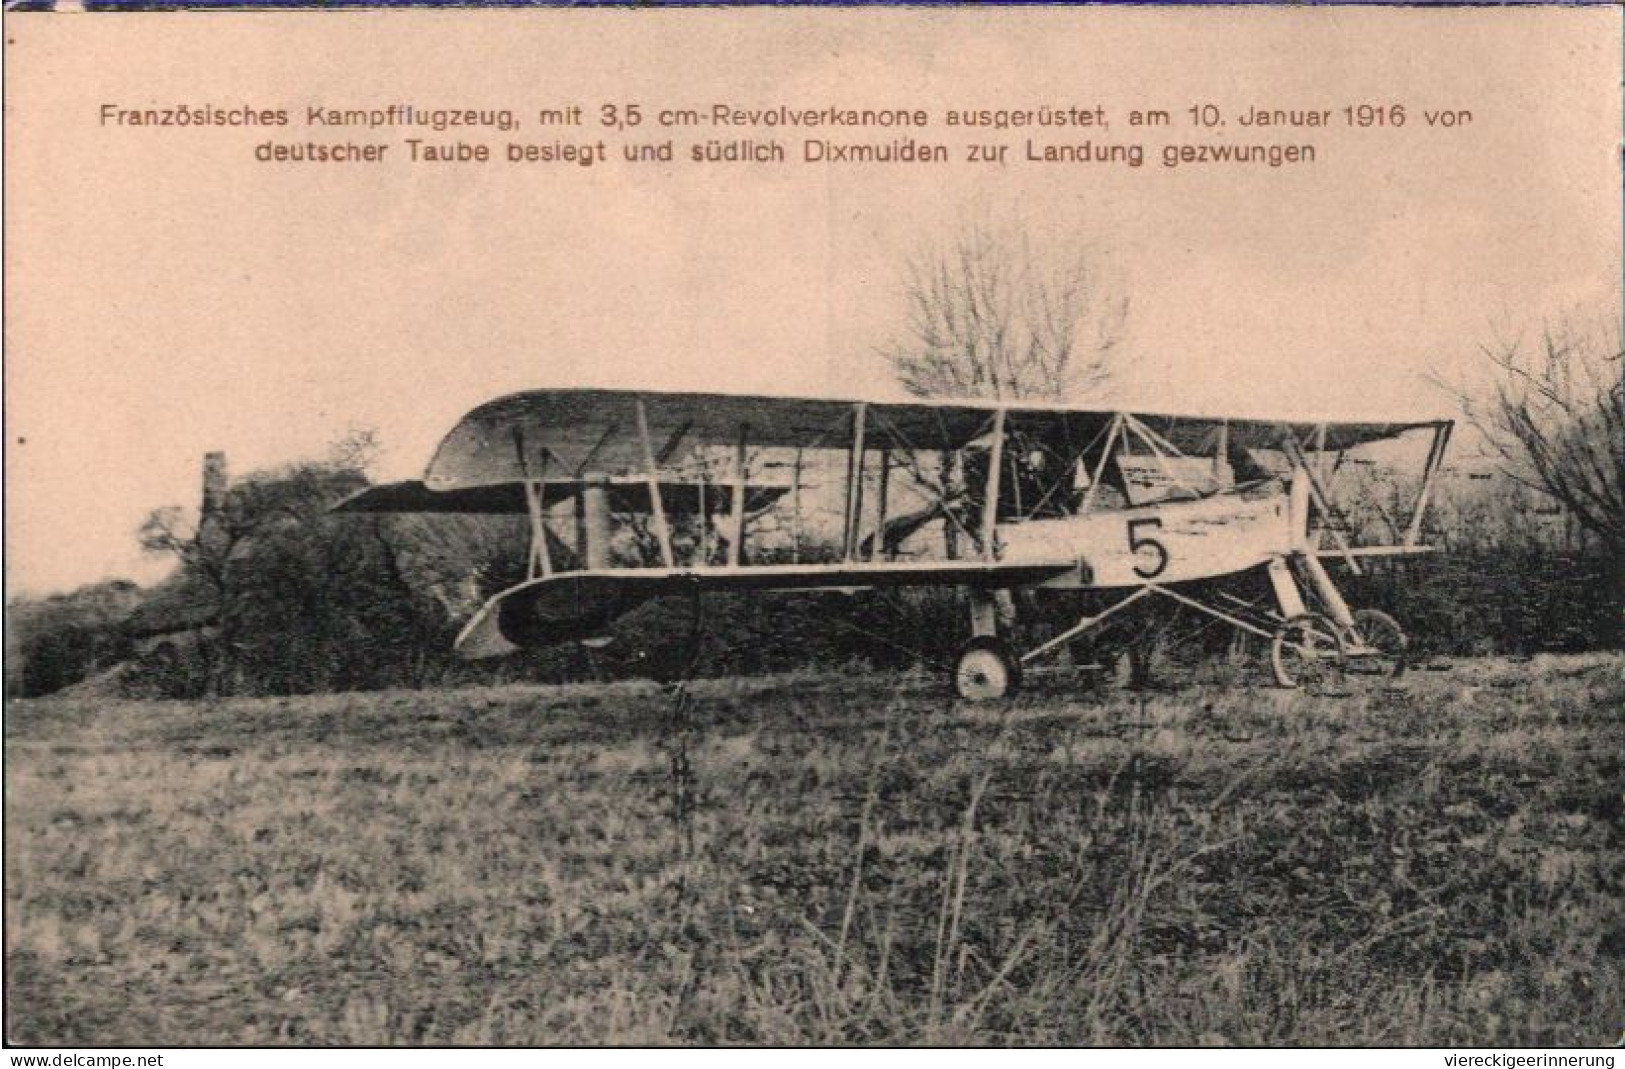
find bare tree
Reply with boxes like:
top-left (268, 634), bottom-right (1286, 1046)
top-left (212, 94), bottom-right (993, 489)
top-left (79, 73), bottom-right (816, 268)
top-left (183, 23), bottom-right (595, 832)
top-left (1444, 319), bottom-right (1623, 558)
top-left (325, 425), bottom-right (383, 477)
top-left (882, 216), bottom-right (1128, 402)
top-left (875, 217), bottom-right (1128, 559)
top-left (137, 499), bottom-right (256, 618)
top-left (134, 475), bottom-right (294, 696)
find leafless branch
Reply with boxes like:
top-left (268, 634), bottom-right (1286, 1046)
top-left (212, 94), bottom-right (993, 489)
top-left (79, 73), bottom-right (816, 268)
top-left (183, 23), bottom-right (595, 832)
top-left (881, 215), bottom-right (1127, 404)
top-left (1438, 318), bottom-right (1624, 554)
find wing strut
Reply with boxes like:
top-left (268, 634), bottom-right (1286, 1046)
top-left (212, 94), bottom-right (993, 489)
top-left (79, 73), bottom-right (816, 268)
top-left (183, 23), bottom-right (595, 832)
top-left (870, 406), bottom-right (978, 556)
top-left (1123, 414), bottom-right (1205, 500)
top-left (790, 447), bottom-right (803, 562)
top-left (525, 456), bottom-right (553, 579)
top-left (873, 448), bottom-right (891, 561)
top-left (657, 420), bottom-right (695, 466)
top-left (728, 424), bottom-right (748, 566)
top-left (1027, 413), bottom-right (1117, 519)
top-left (1404, 422), bottom-right (1453, 547)
top-left (1280, 431), bottom-right (1362, 575)
top-left (981, 407), bottom-right (1007, 560)
top-left (843, 403), bottom-right (868, 562)
top-left (634, 399), bottom-right (676, 567)
top-left (511, 427), bottom-right (553, 580)
top-left (574, 422), bottom-right (620, 476)
top-left (1077, 413), bottom-right (1125, 516)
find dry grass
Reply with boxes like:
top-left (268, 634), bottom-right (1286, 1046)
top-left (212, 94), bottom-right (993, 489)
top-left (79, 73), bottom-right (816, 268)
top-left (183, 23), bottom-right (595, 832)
top-left (5, 654), bottom-right (1621, 1045)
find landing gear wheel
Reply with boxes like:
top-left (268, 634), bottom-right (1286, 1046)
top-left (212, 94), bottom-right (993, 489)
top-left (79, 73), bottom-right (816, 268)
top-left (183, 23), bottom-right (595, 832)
top-left (1347, 608), bottom-right (1408, 680)
top-left (953, 638), bottom-right (1021, 701)
top-left (1270, 612), bottom-right (1348, 694)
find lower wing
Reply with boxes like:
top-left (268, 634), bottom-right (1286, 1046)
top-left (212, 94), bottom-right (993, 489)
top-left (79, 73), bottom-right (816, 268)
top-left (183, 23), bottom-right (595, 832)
top-left (455, 560), bottom-right (1076, 659)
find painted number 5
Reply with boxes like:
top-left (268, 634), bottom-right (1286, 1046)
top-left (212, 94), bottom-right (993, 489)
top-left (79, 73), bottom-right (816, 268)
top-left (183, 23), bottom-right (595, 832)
top-left (1127, 517), bottom-right (1169, 579)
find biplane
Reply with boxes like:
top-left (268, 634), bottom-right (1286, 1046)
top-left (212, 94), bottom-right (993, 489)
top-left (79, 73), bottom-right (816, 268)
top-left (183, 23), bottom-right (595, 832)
top-left (338, 389), bottom-right (1453, 699)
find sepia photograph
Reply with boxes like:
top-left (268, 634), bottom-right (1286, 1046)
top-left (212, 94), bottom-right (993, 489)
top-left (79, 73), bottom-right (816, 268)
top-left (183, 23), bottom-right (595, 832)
top-left (4, 3), bottom-right (1621, 1051)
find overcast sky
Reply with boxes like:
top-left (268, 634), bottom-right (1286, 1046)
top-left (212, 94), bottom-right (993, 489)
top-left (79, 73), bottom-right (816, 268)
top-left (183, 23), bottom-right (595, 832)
top-left (7, 7), bottom-right (1620, 596)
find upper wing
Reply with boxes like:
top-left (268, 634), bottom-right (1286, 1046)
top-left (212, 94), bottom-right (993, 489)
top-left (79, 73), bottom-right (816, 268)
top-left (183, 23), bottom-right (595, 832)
top-left (423, 389), bottom-right (1009, 491)
top-left (423, 387), bottom-right (1446, 492)
top-left (334, 477), bottom-right (790, 516)
top-left (1130, 414), bottom-right (1444, 454)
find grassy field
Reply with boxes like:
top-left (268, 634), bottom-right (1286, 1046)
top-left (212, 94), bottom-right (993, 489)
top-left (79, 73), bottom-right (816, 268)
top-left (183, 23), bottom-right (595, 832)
top-left (5, 654), bottom-right (1621, 1046)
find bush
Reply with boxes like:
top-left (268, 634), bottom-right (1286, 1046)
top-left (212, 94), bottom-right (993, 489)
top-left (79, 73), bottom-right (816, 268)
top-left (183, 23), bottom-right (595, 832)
top-left (1344, 549), bottom-right (1620, 656)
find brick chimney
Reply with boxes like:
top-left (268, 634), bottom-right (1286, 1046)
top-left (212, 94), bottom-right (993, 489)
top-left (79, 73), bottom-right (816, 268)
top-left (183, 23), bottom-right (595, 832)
top-left (200, 451), bottom-right (228, 527)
